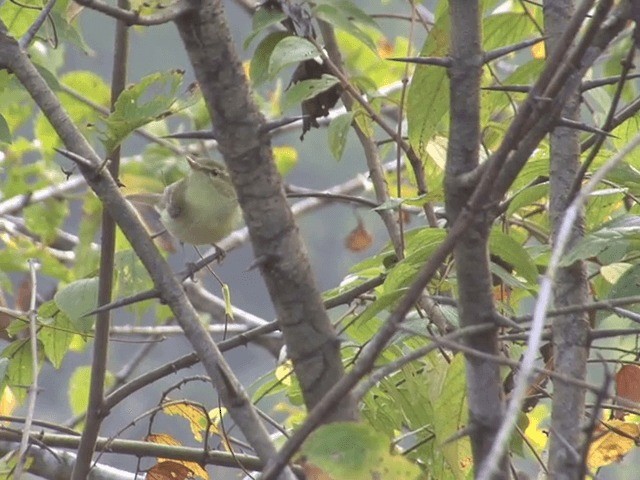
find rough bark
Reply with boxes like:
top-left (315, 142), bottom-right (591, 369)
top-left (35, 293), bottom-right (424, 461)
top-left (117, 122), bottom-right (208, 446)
top-left (173, 0), bottom-right (358, 422)
top-left (544, 1), bottom-right (590, 478)
top-left (444, 1), bottom-right (507, 477)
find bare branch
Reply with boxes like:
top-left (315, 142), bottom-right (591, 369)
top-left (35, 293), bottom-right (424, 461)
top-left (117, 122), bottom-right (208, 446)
top-left (71, 0), bottom-right (194, 25)
top-left (387, 56), bottom-right (451, 67)
top-left (483, 36), bottom-right (545, 63)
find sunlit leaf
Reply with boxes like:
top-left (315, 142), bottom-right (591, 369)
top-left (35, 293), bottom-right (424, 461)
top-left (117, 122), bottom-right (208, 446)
top-left (146, 461), bottom-right (193, 480)
top-left (163, 401), bottom-right (210, 442)
top-left (587, 420), bottom-right (640, 470)
top-left (407, 10), bottom-right (450, 157)
top-left (433, 354), bottom-right (472, 479)
top-left (273, 145), bottom-right (298, 176)
top-left (100, 70), bottom-right (193, 153)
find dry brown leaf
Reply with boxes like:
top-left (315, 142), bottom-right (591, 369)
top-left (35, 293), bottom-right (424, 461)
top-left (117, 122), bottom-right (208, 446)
top-left (163, 401), bottom-right (212, 441)
top-left (146, 460), bottom-right (193, 480)
top-left (145, 434), bottom-right (208, 479)
top-left (344, 219), bottom-right (373, 252)
top-left (615, 364), bottom-right (640, 418)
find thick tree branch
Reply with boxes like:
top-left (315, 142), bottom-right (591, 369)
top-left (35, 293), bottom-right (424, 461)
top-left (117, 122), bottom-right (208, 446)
top-left (444, 1), bottom-right (508, 476)
top-left (173, 0), bottom-right (358, 424)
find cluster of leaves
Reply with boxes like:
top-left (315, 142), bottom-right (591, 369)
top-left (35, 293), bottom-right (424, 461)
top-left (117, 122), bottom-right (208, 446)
top-left (3, 0), bottom-right (640, 478)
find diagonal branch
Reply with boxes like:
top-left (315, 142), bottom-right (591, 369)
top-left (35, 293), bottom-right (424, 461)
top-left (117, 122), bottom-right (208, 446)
top-left (0, 23), bottom-right (284, 473)
top-left (72, 0), bottom-right (194, 25)
top-left (173, 0), bottom-right (361, 426)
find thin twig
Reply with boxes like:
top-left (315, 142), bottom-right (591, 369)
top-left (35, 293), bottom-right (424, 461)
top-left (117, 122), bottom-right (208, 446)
top-left (71, 0), bottom-right (193, 25)
top-left (18, 0), bottom-right (57, 48)
top-left (14, 259), bottom-right (40, 479)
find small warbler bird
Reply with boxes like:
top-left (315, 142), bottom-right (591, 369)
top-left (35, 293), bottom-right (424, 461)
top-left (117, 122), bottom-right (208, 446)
top-left (129, 156), bottom-right (241, 246)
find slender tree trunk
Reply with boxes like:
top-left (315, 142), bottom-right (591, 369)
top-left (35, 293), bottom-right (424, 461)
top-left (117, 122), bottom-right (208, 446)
top-left (445, 1), bottom-right (507, 477)
top-left (545, 1), bottom-right (590, 478)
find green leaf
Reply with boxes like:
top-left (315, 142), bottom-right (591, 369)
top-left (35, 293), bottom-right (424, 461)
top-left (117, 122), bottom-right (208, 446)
top-left (244, 7), bottom-right (286, 49)
top-left (313, 0), bottom-right (379, 29)
top-left (222, 284), bottom-right (233, 320)
top-left (301, 423), bottom-right (421, 480)
top-left (1, 340), bottom-right (41, 403)
top-left (273, 145), bottom-right (298, 176)
top-left (35, 70), bottom-right (110, 154)
top-left (250, 31), bottom-right (289, 87)
top-left (561, 226), bottom-right (640, 266)
top-left (0, 358), bottom-right (9, 384)
top-left (23, 198), bottom-right (68, 245)
top-left (33, 63), bottom-right (61, 91)
top-left (281, 74), bottom-right (339, 112)
top-left (38, 300), bottom-right (74, 368)
top-left (54, 278), bottom-right (99, 332)
top-left (608, 264), bottom-right (640, 312)
top-left (407, 11), bottom-right (450, 157)
top-left (313, 4), bottom-right (378, 53)
top-left (327, 112), bottom-right (354, 161)
top-left (49, 10), bottom-right (93, 55)
top-left (483, 12), bottom-right (537, 52)
top-left (506, 182), bottom-right (549, 215)
top-left (399, 228), bottom-right (448, 272)
top-left (489, 229), bottom-right (538, 284)
top-left (374, 198), bottom-right (404, 211)
top-left (0, 114), bottom-right (10, 143)
top-left (100, 70), bottom-right (187, 153)
top-left (352, 290), bottom-right (403, 327)
top-left (251, 370), bottom-right (289, 403)
top-left (68, 365), bottom-right (115, 416)
top-left (268, 36), bottom-right (319, 77)
top-left (433, 354), bottom-right (471, 479)
top-left (113, 249), bottom-right (152, 317)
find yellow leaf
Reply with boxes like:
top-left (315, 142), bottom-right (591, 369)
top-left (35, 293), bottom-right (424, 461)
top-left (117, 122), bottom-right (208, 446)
top-left (222, 284), bottom-right (233, 321)
top-left (163, 401), bottom-right (212, 441)
top-left (275, 361), bottom-right (293, 386)
top-left (0, 386), bottom-right (17, 417)
top-left (587, 420), bottom-right (640, 470)
top-left (531, 41), bottom-right (545, 59)
top-left (208, 406), bottom-right (227, 426)
top-left (601, 263), bottom-right (632, 284)
top-left (524, 404), bottom-right (549, 451)
top-left (377, 38), bottom-right (394, 59)
top-left (273, 145), bottom-right (298, 176)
